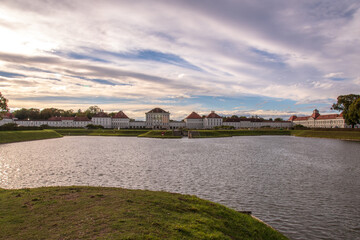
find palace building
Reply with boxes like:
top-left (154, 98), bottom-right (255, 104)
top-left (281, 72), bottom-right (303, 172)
top-left (288, 109), bottom-right (350, 128)
top-left (7, 107), bottom-right (353, 129)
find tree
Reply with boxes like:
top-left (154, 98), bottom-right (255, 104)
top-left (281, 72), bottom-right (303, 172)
top-left (274, 118), bottom-right (283, 121)
top-left (14, 108), bottom-right (29, 120)
top-left (40, 108), bottom-right (61, 119)
top-left (332, 94), bottom-right (360, 128)
top-left (0, 92), bottom-right (9, 120)
top-left (347, 98), bottom-right (360, 127)
top-left (85, 106), bottom-right (102, 119)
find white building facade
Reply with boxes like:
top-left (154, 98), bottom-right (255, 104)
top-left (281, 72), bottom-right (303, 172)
top-left (184, 112), bottom-right (204, 129)
top-left (1, 108), bottom-right (300, 129)
top-left (145, 108), bottom-right (170, 129)
top-left (288, 109), bottom-right (351, 128)
top-left (203, 111), bottom-right (223, 129)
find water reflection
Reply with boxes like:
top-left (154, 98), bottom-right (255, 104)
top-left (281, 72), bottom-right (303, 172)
top-left (0, 136), bottom-right (359, 240)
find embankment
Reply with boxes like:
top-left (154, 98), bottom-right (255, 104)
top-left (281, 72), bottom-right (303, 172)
top-left (138, 130), bottom-right (182, 138)
top-left (290, 130), bottom-right (360, 140)
top-left (0, 130), bottom-right (62, 144)
top-left (191, 130), bottom-right (291, 138)
top-left (0, 186), bottom-right (288, 240)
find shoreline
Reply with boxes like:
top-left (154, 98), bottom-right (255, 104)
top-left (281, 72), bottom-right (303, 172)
top-left (0, 186), bottom-right (288, 240)
top-left (1, 129), bottom-right (360, 144)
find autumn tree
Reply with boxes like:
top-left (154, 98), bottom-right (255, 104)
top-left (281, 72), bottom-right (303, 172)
top-left (332, 94), bottom-right (360, 128)
top-left (85, 106), bottom-right (102, 118)
top-left (0, 92), bottom-right (9, 120)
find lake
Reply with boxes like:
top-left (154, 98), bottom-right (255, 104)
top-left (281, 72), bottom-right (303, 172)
top-left (0, 136), bottom-right (359, 240)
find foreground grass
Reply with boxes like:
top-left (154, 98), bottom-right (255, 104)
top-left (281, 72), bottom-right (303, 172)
top-left (54, 129), bottom-right (149, 137)
top-left (0, 186), bottom-right (288, 240)
top-left (138, 130), bottom-right (182, 138)
top-left (0, 130), bottom-right (62, 144)
top-left (290, 130), bottom-right (360, 140)
top-left (192, 130), bottom-right (291, 138)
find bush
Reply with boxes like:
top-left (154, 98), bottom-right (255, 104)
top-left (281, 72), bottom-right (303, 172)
top-left (0, 123), bottom-right (18, 130)
top-left (293, 124), bottom-right (308, 130)
top-left (0, 123), bottom-right (43, 131)
top-left (214, 125), bottom-right (235, 130)
top-left (86, 124), bottom-right (104, 129)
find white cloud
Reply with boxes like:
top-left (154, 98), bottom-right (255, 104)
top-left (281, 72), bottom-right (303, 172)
top-left (323, 72), bottom-right (343, 78)
top-left (0, 0), bottom-right (359, 113)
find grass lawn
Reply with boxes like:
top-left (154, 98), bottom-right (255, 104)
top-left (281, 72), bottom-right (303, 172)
top-left (0, 186), bottom-right (288, 240)
top-left (138, 130), bottom-right (182, 138)
top-left (290, 130), bottom-right (360, 140)
top-left (0, 130), bottom-right (62, 144)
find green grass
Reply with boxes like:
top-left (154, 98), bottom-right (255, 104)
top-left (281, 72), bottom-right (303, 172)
top-left (0, 186), bottom-right (288, 240)
top-left (290, 130), bottom-right (360, 140)
top-left (191, 130), bottom-right (291, 138)
top-left (0, 130), bottom-right (62, 144)
top-left (138, 130), bottom-right (182, 138)
top-left (54, 129), bottom-right (149, 137)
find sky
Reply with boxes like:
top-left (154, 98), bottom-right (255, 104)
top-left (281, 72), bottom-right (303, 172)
top-left (0, 0), bottom-right (359, 120)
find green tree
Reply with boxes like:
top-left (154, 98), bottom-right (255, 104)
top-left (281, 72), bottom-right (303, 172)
top-left (28, 108), bottom-right (40, 120)
top-left (347, 98), bottom-right (360, 127)
top-left (0, 92), bottom-right (9, 120)
top-left (332, 94), bottom-right (360, 128)
top-left (13, 108), bottom-right (29, 120)
top-left (274, 118), bottom-right (283, 121)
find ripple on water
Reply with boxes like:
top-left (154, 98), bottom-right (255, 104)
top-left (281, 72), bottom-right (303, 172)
top-left (0, 136), bottom-right (360, 240)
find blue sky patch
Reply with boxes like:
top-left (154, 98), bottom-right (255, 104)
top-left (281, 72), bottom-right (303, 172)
top-left (0, 71), bottom-right (26, 78)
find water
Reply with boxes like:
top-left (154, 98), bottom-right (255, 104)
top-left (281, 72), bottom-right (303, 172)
top-left (0, 136), bottom-right (359, 240)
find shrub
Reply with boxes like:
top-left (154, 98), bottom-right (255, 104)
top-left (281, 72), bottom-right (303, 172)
top-left (86, 124), bottom-right (104, 129)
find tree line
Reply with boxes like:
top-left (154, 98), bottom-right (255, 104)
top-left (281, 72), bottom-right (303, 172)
top-left (10, 105), bottom-right (110, 120)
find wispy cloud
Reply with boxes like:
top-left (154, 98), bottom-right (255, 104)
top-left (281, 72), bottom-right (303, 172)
top-left (0, 0), bottom-right (359, 119)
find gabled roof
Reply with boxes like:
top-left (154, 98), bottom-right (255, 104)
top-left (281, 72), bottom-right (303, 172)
top-left (185, 112), bottom-right (202, 119)
top-left (113, 111), bottom-right (129, 119)
top-left (48, 117), bottom-right (90, 121)
top-left (288, 115), bottom-right (297, 121)
top-left (93, 112), bottom-right (110, 118)
top-left (147, 108), bottom-right (168, 113)
top-left (316, 114), bottom-right (339, 120)
top-left (206, 111), bottom-right (221, 118)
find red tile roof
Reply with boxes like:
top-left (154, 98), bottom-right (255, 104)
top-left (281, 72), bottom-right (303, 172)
top-left (74, 117), bottom-right (91, 121)
top-left (48, 117), bottom-right (90, 121)
top-left (185, 112), bottom-right (202, 119)
top-left (147, 108), bottom-right (168, 113)
top-left (316, 114), bottom-right (339, 120)
top-left (113, 111), bottom-right (129, 119)
top-left (288, 115), bottom-right (297, 121)
top-left (206, 111), bottom-right (221, 118)
top-left (293, 116), bottom-right (310, 121)
top-left (2, 112), bottom-right (14, 119)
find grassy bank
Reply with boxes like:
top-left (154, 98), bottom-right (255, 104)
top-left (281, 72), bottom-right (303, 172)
top-left (290, 130), bottom-right (360, 140)
top-left (54, 129), bottom-right (149, 137)
top-left (138, 130), bottom-right (182, 138)
top-left (0, 130), bottom-right (62, 144)
top-left (191, 130), bottom-right (291, 138)
top-left (0, 186), bottom-right (288, 240)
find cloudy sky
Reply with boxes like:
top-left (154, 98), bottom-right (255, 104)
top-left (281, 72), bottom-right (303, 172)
top-left (0, 0), bottom-right (359, 120)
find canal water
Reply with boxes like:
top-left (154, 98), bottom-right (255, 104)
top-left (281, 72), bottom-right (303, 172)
top-left (0, 136), bottom-right (359, 239)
